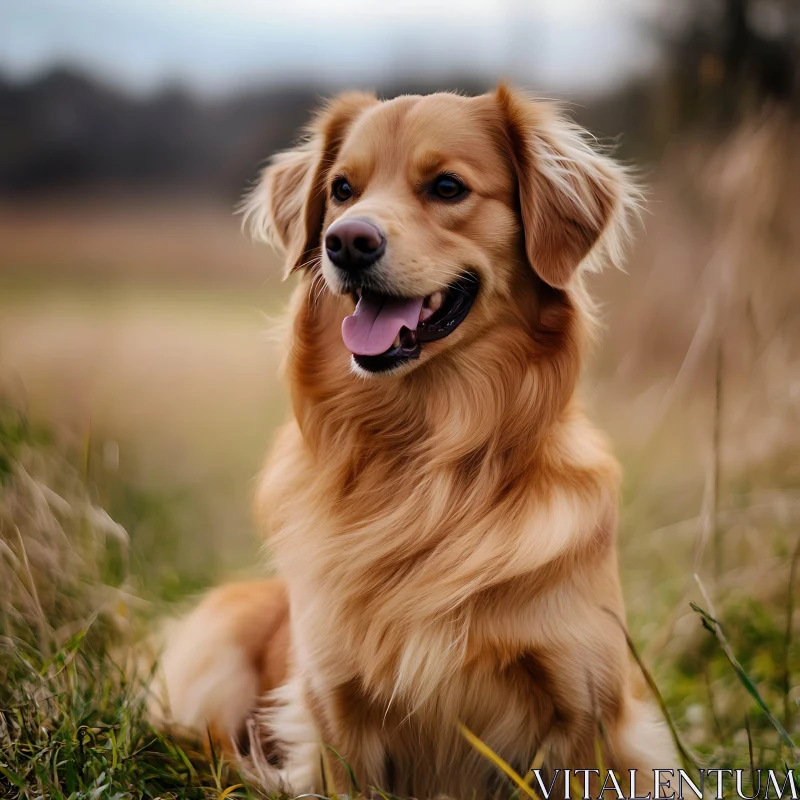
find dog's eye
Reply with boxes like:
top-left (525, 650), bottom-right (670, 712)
top-left (331, 179), bottom-right (353, 203)
top-left (432, 174), bottom-right (467, 201)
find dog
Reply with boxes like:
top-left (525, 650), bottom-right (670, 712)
top-left (153, 84), bottom-right (677, 798)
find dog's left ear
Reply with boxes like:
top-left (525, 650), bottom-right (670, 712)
top-left (243, 91), bottom-right (377, 276)
top-left (496, 83), bottom-right (636, 289)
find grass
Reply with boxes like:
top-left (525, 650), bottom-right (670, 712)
top-left (0, 404), bottom-right (258, 798)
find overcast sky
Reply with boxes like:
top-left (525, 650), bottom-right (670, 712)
top-left (1, 0), bottom-right (661, 96)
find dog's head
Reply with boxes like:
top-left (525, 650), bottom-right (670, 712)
top-left (245, 85), bottom-right (636, 378)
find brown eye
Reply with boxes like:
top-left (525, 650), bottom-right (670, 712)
top-left (432, 174), bottom-right (467, 201)
top-left (332, 178), bottom-right (352, 202)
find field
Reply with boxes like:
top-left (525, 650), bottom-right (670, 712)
top-left (1, 121), bottom-right (799, 797)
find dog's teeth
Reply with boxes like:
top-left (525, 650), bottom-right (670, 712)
top-left (393, 334), bottom-right (401, 348)
top-left (419, 307), bottom-right (434, 323)
top-left (428, 291), bottom-right (444, 312)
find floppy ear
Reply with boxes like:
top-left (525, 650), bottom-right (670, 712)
top-left (496, 84), bottom-right (637, 289)
top-left (242, 91), bottom-right (377, 276)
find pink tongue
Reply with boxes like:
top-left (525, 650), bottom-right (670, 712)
top-left (342, 293), bottom-right (425, 356)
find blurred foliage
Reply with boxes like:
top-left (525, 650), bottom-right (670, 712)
top-left (655, 0), bottom-right (799, 125)
top-left (2, 1), bottom-right (797, 200)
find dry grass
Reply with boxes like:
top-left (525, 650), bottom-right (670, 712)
top-left (0, 407), bottom-right (257, 798)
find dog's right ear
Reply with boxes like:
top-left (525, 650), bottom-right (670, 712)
top-left (242, 92), bottom-right (377, 277)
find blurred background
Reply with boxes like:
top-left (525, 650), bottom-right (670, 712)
top-left (1, 0), bottom-right (799, 764)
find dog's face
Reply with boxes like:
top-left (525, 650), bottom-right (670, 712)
top-left (245, 86), bottom-right (632, 378)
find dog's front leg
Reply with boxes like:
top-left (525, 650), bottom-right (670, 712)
top-left (255, 674), bottom-right (324, 795)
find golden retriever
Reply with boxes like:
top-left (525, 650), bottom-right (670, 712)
top-left (153, 84), bottom-right (677, 798)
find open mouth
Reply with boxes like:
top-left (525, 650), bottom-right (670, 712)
top-left (341, 273), bottom-right (479, 374)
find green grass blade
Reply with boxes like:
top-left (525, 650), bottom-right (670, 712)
top-left (690, 599), bottom-right (798, 754)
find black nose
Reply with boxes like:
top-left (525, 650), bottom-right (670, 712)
top-left (324, 218), bottom-right (386, 272)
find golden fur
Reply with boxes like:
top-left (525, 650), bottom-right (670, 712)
top-left (154, 85), bottom-right (676, 798)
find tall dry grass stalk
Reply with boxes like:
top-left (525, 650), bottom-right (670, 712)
top-left (0, 410), bottom-right (132, 669)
